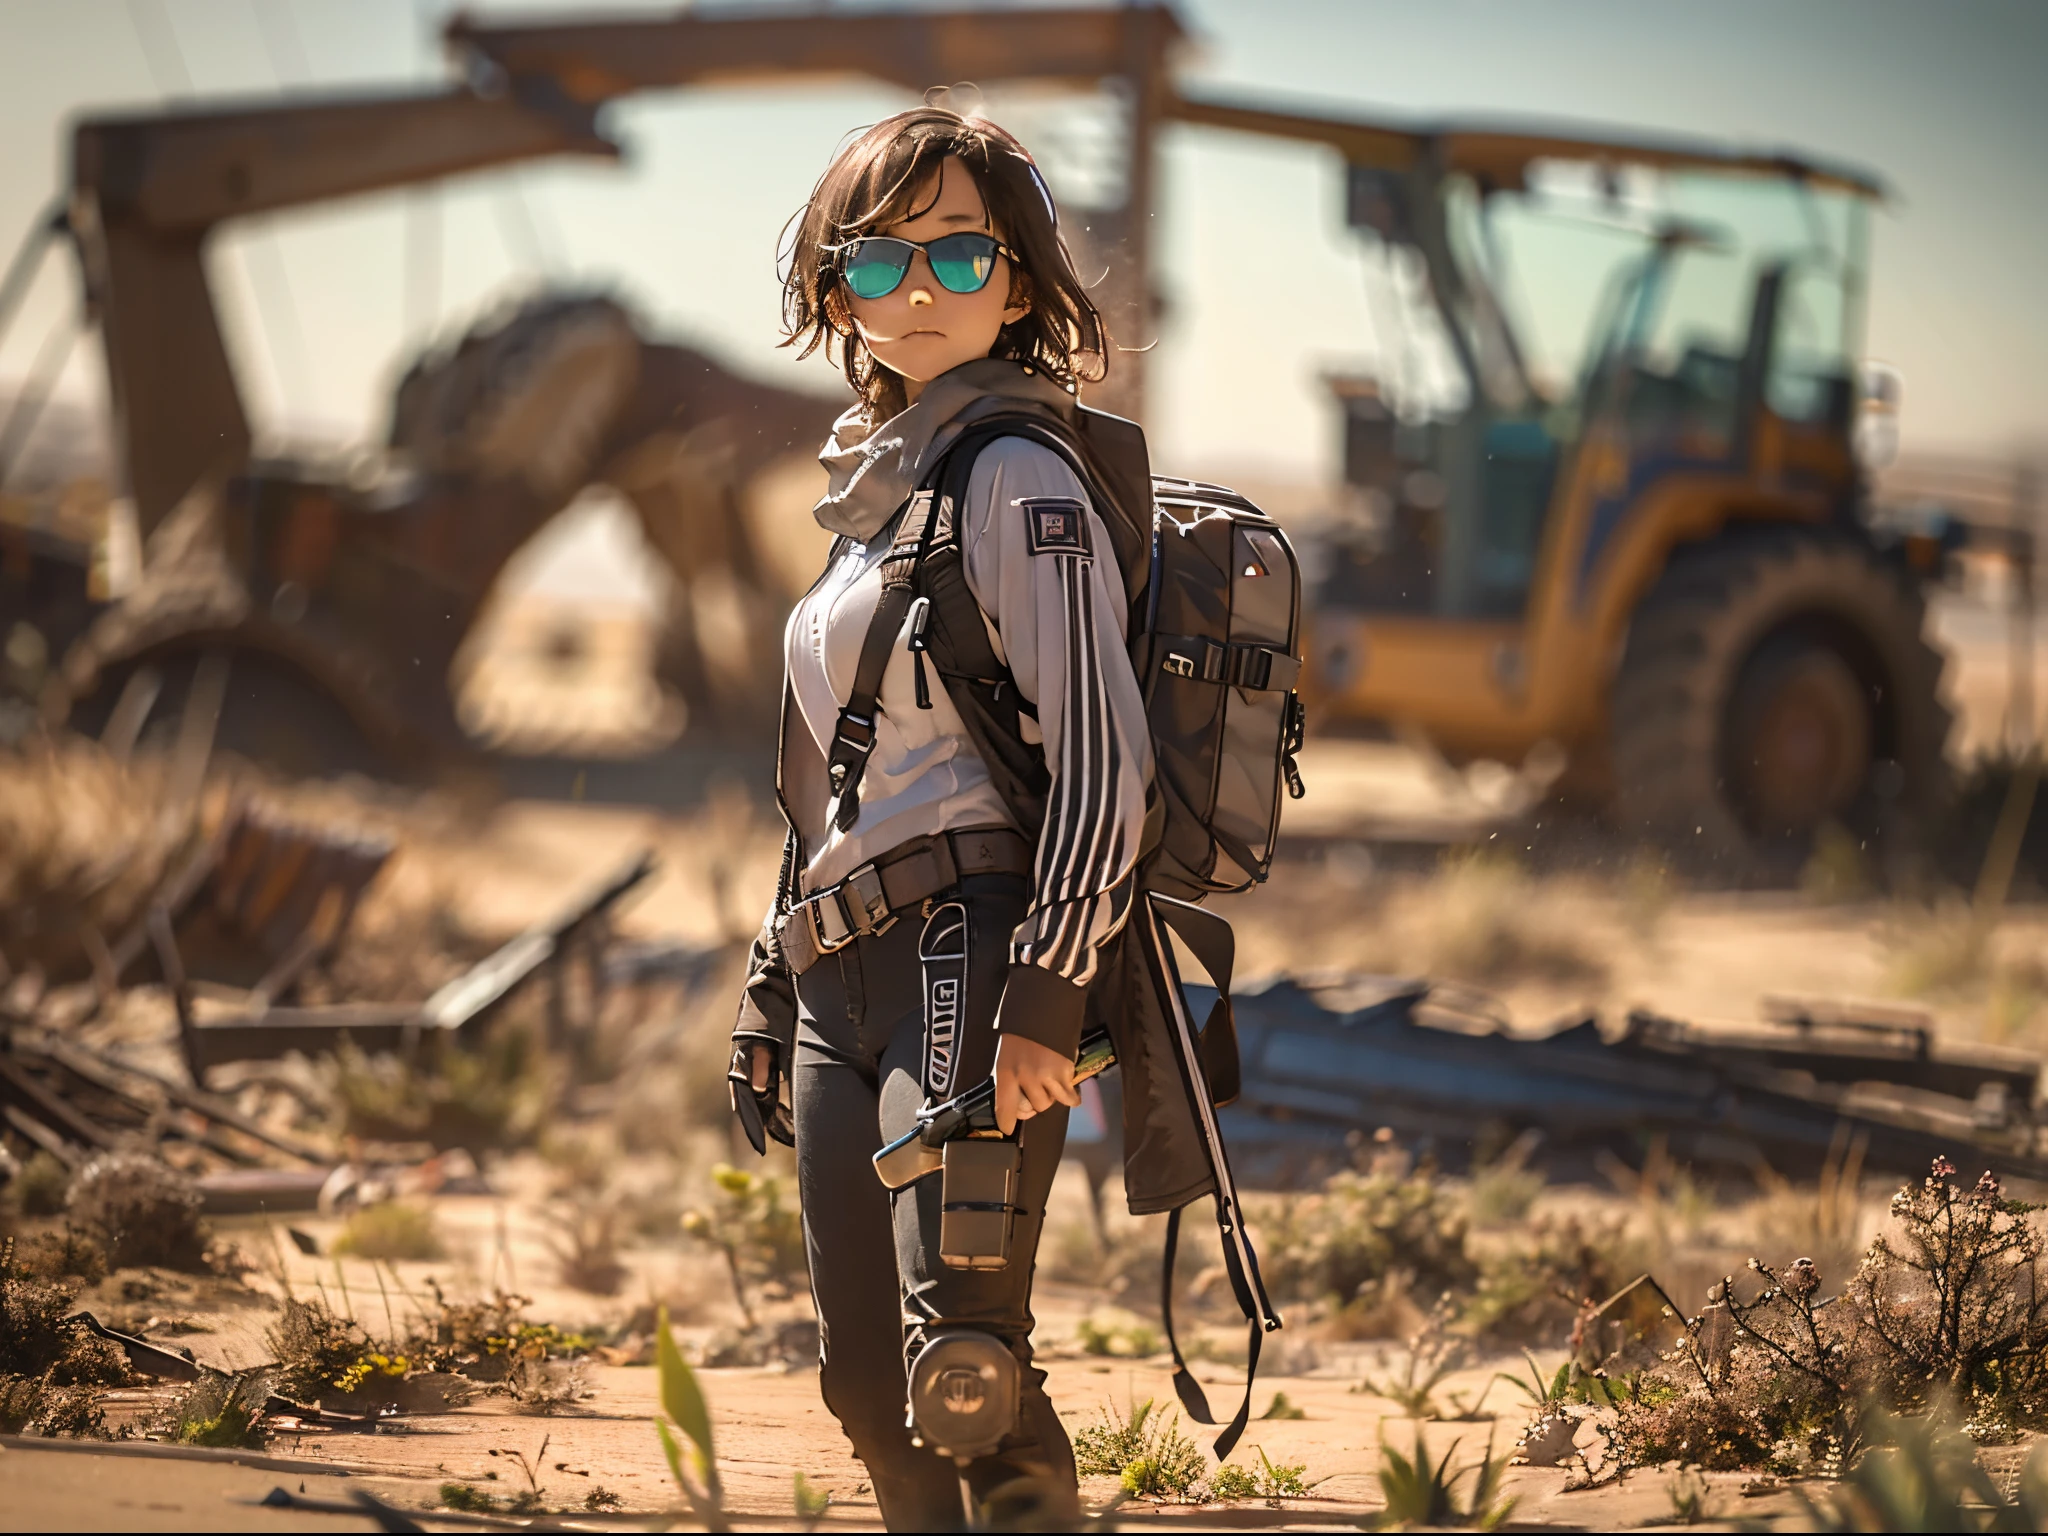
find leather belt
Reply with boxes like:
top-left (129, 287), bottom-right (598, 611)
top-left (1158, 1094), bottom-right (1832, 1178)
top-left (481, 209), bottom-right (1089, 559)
top-left (777, 827), bottom-right (1032, 976)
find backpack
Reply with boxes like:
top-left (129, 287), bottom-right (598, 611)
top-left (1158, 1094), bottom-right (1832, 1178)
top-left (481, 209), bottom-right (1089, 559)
top-left (821, 402), bottom-right (1308, 897)
top-left (818, 401), bottom-right (1301, 1458)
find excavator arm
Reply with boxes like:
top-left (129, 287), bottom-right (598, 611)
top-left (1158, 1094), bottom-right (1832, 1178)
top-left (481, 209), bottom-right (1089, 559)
top-left (445, 5), bottom-right (1176, 100)
top-left (67, 3), bottom-right (1185, 534)
top-left (71, 84), bottom-right (616, 533)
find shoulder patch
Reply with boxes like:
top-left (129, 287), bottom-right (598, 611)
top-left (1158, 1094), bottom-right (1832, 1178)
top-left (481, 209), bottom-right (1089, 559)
top-left (1022, 497), bottom-right (1091, 560)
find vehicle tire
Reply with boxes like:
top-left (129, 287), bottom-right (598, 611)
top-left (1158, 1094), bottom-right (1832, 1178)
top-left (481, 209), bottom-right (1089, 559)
top-left (1608, 526), bottom-right (1951, 865)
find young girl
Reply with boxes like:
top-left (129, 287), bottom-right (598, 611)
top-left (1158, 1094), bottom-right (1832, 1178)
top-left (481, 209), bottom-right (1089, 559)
top-left (728, 107), bottom-right (1153, 1527)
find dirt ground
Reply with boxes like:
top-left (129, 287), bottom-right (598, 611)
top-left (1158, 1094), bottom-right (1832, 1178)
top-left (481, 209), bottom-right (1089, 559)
top-left (0, 1355), bottom-right (1808, 1530)
top-left (9, 587), bottom-right (2048, 1531)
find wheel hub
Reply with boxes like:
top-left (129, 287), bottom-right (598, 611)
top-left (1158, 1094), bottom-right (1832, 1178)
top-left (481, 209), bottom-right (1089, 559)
top-left (1730, 646), bottom-right (1872, 832)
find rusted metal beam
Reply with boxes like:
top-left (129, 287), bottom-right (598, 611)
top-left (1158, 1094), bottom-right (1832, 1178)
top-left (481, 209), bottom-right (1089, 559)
top-left (416, 847), bottom-right (656, 1031)
top-left (0, 1055), bottom-right (116, 1151)
top-left (1209, 978), bottom-right (2048, 1189)
top-left (180, 847), bottom-right (658, 1071)
top-left (72, 89), bottom-right (615, 237)
top-left (1165, 88), bottom-right (1884, 197)
top-left (1628, 1002), bottom-right (2042, 1106)
top-left (446, 5), bottom-right (1184, 103)
top-left (34, 1034), bottom-right (328, 1164)
top-left (181, 1003), bottom-right (418, 1074)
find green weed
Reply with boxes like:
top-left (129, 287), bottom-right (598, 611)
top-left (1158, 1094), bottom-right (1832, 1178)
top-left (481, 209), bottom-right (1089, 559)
top-left (332, 1201), bottom-right (445, 1262)
top-left (1209, 1445), bottom-right (1313, 1502)
top-left (792, 1471), bottom-right (829, 1528)
top-left (1370, 1424), bottom-right (1516, 1530)
top-left (1259, 1390), bottom-right (1306, 1420)
top-left (14, 1151), bottom-right (69, 1216)
top-left (1074, 1394), bottom-right (1207, 1501)
top-left (1358, 1301), bottom-right (1489, 1421)
top-left (654, 1303), bottom-right (726, 1529)
top-left (1798, 1405), bottom-right (2048, 1532)
top-left (168, 1371), bottom-right (266, 1447)
top-left (680, 1164), bottom-right (804, 1332)
top-left (1076, 1309), bottom-right (1161, 1359)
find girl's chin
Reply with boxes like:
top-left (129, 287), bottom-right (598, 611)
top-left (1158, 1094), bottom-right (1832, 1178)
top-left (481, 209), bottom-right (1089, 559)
top-left (875, 345), bottom-right (988, 383)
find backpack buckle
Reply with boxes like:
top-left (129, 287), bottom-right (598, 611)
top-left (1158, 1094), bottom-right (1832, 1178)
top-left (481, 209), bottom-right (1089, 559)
top-left (1163, 653), bottom-right (1195, 679)
top-left (834, 711), bottom-right (876, 752)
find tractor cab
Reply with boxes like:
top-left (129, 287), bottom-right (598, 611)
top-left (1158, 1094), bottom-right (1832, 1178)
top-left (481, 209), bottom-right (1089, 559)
top-left (1322, 151), bottom-right (1872, 626)
top-left (1273, 111), bottom-right (1891, 795)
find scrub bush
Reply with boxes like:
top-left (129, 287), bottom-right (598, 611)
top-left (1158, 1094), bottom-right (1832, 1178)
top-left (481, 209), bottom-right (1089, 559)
top-left (1606, 1159), bottom-right (2048, 1477)
top-left (67, 1153), bottom-right (207, 1270)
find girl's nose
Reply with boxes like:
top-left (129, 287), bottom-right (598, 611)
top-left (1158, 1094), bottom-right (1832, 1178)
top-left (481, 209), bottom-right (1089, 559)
top-left (907, 285), bottom-right (935, 308)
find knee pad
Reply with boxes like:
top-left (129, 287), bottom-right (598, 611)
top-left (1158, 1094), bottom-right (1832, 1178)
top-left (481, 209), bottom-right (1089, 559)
top-left (907, 1328), bottom-right (1018, 1462)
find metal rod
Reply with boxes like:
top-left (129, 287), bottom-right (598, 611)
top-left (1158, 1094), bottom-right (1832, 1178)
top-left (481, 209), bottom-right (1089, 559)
top-left (0, 318), bottom-right (79, 487)
top-left (0, 202), bottom-right (61, 350)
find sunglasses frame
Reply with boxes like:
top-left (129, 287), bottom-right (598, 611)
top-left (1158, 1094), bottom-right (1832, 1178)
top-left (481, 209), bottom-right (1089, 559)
top-left (830, 232), bottom-right (1021, 301)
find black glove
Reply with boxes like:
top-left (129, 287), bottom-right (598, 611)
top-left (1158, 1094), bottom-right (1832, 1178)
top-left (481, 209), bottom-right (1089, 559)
top-left (727, 1033), bottom-right (794, 1154)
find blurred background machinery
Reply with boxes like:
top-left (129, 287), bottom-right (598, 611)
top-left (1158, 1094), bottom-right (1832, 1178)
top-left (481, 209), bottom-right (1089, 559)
top-left (0, 1), bottom-right (2026, 855)
top-left (0, 4), bottom-right (1183, 794)
top-left (1238, 99), bottom-right (1962, 862)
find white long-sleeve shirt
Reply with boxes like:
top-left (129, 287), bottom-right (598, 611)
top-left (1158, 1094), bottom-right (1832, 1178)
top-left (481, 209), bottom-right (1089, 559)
top-left (782, 435), bottom-right (1151, 992)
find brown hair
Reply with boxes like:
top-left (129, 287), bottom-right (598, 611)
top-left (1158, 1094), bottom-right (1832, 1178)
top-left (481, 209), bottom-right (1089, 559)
top-left (781, 107), bottom-right (1108, 421)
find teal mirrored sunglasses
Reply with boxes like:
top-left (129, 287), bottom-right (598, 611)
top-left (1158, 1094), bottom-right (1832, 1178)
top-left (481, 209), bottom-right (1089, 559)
top-left (833, 233), bottom-right (1019, 301)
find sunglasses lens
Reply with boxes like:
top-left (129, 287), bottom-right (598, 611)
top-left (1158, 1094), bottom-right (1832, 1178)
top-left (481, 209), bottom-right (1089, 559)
top-left (929, 235), bottom-right (1000, 295)
top-left (843, 240), bottom-right (911, 299)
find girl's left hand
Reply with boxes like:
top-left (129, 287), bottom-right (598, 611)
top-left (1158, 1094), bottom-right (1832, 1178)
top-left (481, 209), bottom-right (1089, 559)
top-left (993, 1034), bottom-right (1082, 1135)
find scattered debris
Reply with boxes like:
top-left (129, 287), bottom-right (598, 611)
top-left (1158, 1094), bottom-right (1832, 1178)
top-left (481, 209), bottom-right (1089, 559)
top-left (1218, 977), bottom-right (2048, 1187)
top-left (181, 846), bottom-right (657, 1075)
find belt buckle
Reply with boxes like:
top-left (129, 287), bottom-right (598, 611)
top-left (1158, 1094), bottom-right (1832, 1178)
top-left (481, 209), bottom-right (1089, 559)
top-left (845, 864), bottom-right (894, 937)
top-left (807, 890), bottom-right (856, 954)
top-left (806, 864), bottom-right (893, 955)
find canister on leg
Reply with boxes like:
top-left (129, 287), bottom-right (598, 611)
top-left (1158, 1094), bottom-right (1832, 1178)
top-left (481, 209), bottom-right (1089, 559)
top-left (938, 1137), bottom-right (1020, 1271)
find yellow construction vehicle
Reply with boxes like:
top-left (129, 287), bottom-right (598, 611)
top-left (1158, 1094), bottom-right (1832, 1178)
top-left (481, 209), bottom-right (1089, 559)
top-left (1178, 99), bottom-right (1949, 858)
top-left (2, 2), bottom-right (1950, 848)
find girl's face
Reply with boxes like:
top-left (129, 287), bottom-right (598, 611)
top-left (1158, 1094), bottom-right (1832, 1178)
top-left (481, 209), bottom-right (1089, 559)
top-left (836, 156), bottom-right (1031, 402)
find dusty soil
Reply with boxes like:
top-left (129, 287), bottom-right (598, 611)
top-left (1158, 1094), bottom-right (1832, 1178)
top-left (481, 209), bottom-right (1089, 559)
top-left (10, 587), bottom-right (2048, 1530)
top-left (2, 1351), bottom-right (1805, 1531)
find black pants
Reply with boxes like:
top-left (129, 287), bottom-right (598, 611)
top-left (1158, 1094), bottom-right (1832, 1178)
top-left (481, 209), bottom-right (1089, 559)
top-left (793, 872), bottom-right (1076, 1530)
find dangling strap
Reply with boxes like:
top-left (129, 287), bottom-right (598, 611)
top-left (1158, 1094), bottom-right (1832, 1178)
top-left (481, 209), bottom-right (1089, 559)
top-left (1142, 893), bottom-right (1282, 1462)
top-left (1162, 1204), bottom-right (1268, 1461)
top-left (825, 491), bottom-right (939, 832)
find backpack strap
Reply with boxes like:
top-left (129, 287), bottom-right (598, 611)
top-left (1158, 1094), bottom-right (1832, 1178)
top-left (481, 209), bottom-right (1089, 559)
top-left (1143, 893), bottom-right (1282, 1462)
top-left (825, 419), bottom-right (1082, 843)
top-left (824, 491), bottom-right (939, 833)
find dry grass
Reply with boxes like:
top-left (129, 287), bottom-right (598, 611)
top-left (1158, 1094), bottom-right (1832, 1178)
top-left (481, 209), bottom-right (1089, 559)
top-left (1800, 821), bottom-right (1875, 905)
top-left (332, 1201), bottom-right (447, 1262)
top-left (67, 1153), bottom-right (208, 1271)
top-left (1883, 898), bottom-right (1991, 998)
top-left (1878, 899), bottom-right (2048, 1042)
top-left (1746, 1133), bottom-right (1872, 1291)
top-left (0, 737), bottom-right (186, 977)
top-left (1237, 849), bottom-right (1614, 1000)
top-left (1411, 853), bottom-right (1608, 988)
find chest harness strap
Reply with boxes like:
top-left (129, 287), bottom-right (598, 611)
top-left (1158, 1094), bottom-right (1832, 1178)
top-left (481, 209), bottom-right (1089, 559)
top-left (824, 490), bottom-right (940, 833)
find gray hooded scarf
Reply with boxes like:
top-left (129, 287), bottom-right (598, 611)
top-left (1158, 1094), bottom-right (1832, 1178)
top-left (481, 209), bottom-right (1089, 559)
top-left (811, 356), bottom-right (1079, 542)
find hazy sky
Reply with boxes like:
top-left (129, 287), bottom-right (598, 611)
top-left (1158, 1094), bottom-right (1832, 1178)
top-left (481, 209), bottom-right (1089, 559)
top-left (2, 0), bottom-right (2044, 487)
